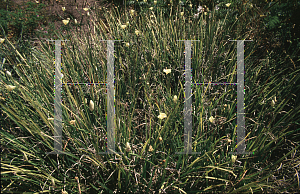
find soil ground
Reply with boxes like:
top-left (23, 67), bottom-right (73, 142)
top-left (4, 0), bottom-right (127, 50)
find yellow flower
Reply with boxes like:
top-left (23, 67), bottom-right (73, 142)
top-left (189, 4), bottom-right (192, 8)
top-left (87, 12), bottom-right (90, 16)
top-left (125, 142), bottom-right (131, 152)
top-left (159, 137), bottom-right (163, 141)
top-left (180, 12), bottom-right (184, 16)
top-left (130, 10), bottom-right (135, 16)
top-left (89, 100), bottom-right (94, 111)
top-left (173, 95), bottom-right (178, 103)
top-left (154, 1), bottom-right (157, 5)
top-left (223, 104), bottom-right (229, 111)
top-left (149, 7), bottom-right (153, 10)
top-left (204, 12), bottom-right (207, 15)
top-left (158, 113), bottom-right (167, 120)
top-left (121, 24), bottom-right (127, 29)
top-left (74, 19), bottom-right (78, 24)
top-left (225, 3), bottom-right (231, 7)
top-left (163, 68), bottom-right (171, 75)
top-left (83, 7), bottom-right (89, 11)
top-left (6, 85), bottom-right (16, 92)
top-left (48, 118), bottom-right (54, 121)
top-left (148, 145), bottom-right (154, 152)
top-left (84, 98), bottom-right (87, 104)
top-left (135, 30), bottom-right (141, 36)
top-left (144, 0), bottom-right (147, 2)
top-left (62, 19), bottom-right (69, 25)
top-left (62, 7), bottom-right (66, 11)
top-left (271, 99), bottom-right (276, 107)
top-left (6, 71), bottom-right (11, 76)
top-left (209, 116), bottom-right (215, 123)
top-left (124, 42), bottom-right (130, 47)
top-left (36, 0), bottom-right (39, 3)
top-left (231, 155), bottom-right (237, 163)
top-left (69, 120), bottom-right (76, 125)
top-left (126, 21), bottom-right (129, 26)
top-left (0, 38), bottom-right (5, 44)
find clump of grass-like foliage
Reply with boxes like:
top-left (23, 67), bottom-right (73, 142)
top-left (1, 2), bottom-right (299, 193)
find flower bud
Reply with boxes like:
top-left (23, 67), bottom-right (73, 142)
top-left (125, 142), bottom-right (131, 152)
top-left (6, 71), bottom-right (11, 76)
top-left (148, 145), bottom-right (154, 152)
top-left (89, 100), bottom-right (94, 111)
top-left (173, 95), bottom-right (178, 103)
top-left (6, 85), bottom-right (16, 92)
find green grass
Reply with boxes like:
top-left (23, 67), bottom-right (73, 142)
top-left (1, 1), bottom-right (300, 193)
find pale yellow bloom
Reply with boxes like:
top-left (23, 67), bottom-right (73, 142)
top-left (143, 0), bottom-right (147, 2)
top-left (6, 85), bottom-right (16, 92)
top-left (0, 38), bottom-right (5, 44)
top-left (6, 71), bottom-right (11, 76)
top-left (231, 155), bottom-right (237, 163)
top-left (69, 120), bottom-right (76, 125)
top-left (121, 24), bottom-right (127, 29)
top-left (74, 19), bottom-right (78, 24)
top-left (180, 12), bottom-right (184, 16)
top-left (36, 0), bottom-right (39, 3)
top-left (223, 104), bottom-right (229, 111)
top-left (84, 98), bottom-right (87, 104)
top-left (149, 7), bottom-right (153, 10)
top-left (225, 3), bottom-right (231, 7)
top-left (154, 1), bottom-right (157, 5)
top-left (62, 19), bottom-right (69, 25)
top-left (126, 21), bottom-right (129, 26)
top-left (209, 116), bottom-right (215, 123)
top-left (130, 10), bottom-right (135, 16)
top-left (148, 145), bottom-right (154, 152)
top-left (62, 7), bottom-right (66, 11)
top-left (159, 137), bottom-right (163, 141)
top-left (204, 12), bottom-right (207, 15)
top-left (124, 42), bottom-right (130, 47)
top-left (173, 95), bottom-right (178, 103)
top-left (271, 96), bottom-right (277, 107)
top-left (89, 100), bottom-right (94, 111)
top-left (271, 99), bottom-right (276, 107)
top-left (189, 4), bottom-right (192, 8)
top-left (125, 142), bottom-right (131, 152)
top-left (83, 7), bottom-right (89, 11)
top-left (163, 68), bottom-right (171, 75)
top-left (158, 113), bottom-right (167, 120)
top-left (135, 30), bottom-right (141, 36)
top-left (87, 12), bottom-right (90, 16)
